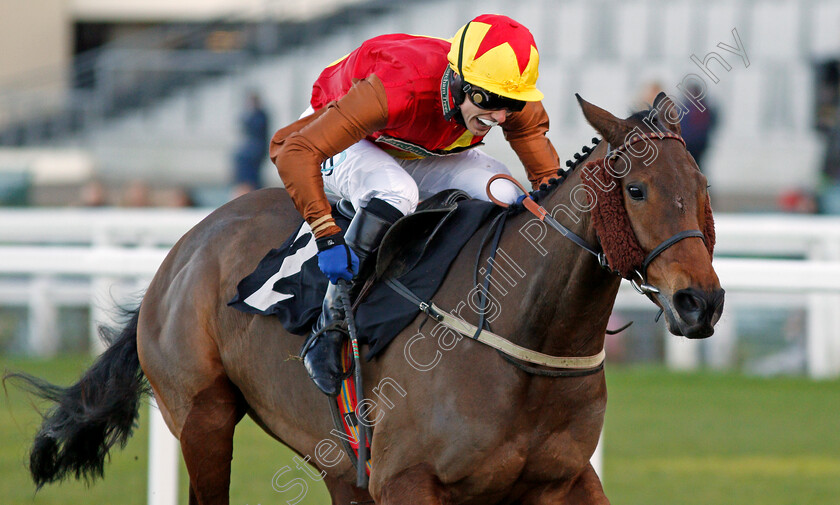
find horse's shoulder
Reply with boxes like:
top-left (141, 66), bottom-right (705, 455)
top-left (191, 188), bottom-right (296, 238)
top-left (160, 188), bottom-right (299, 276)
top-left (215, 187), bottom-right (294, 222)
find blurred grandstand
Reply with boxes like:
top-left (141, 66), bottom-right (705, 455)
top-left (2, 0), bottom-right (840, 209)
top-left (2, 0), bottom-right (840, 377)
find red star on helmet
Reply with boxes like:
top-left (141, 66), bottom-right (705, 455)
top-left (472, 14), bottom-right (536, 75)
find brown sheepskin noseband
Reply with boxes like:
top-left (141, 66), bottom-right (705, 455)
top-left (582, 157), bottom-right (716, 279)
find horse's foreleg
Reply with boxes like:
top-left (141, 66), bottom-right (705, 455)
top-left (178, 375), bottom-right (245, 505)
top-left (522, 464), bottom-right (610, 505)
top-left (188, 484), bottom-right (199, 505)
top-left (564, 463), bottom-right (610, 505)
top-left (375, 464), bottom-right (450, 505)
top-left (324, 475), bottom-right (374, 505)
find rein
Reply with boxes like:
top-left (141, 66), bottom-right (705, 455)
top-left (487, 173), bottom-right (609, 268)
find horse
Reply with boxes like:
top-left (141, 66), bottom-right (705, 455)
top-left (7, 93), bottom-right (723, 505)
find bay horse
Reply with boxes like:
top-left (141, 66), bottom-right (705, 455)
top-left (8, 93), bottom-right (723, 504)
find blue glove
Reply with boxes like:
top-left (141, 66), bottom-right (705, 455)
top-left (515, 194), bottom-right (531, 206)
top-left (315, 235), bottom-right (359, 284)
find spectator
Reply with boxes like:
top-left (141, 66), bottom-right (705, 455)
top-left (777, 188), bottom-right (817, 214)
top-left (637, 80), bottom-right (664, 109)
top-left (679, 83), bottom-right (718, 170)
top-left (77, 179), bottom-right (108, 206)
top-left (121, 180), bottom-right (151, 207)
top-left (818, 104), bottom-right (840, 214)
top-left (161, 187), bottom-right (195, 208)
top-left (232, 91), bottom-right (270, 198)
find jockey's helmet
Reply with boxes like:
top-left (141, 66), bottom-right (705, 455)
top-left (447, 14), bottom-right (543, 105)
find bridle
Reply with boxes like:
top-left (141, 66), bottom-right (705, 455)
top-left (487, 130), bottom-right (707, 303)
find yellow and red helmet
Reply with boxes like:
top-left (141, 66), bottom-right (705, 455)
top-left (448, 14), bottom-right (543, 102)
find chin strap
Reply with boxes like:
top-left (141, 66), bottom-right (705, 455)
top-left (442, 67), bottom-right (466, 126)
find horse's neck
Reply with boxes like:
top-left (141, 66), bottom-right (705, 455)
top-left (492, 153), bottom-right (620, 358)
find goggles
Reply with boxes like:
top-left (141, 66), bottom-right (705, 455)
top-left (463, 82), bottom-right (526, 112)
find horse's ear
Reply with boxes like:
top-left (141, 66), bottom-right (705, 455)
top-left (575, 94), bottom-right (631, 146)
top-left (652, 91), bottom-right (682, 136)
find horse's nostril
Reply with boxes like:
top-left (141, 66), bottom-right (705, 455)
top-left (679, 294), bottom-right (700, 311)
top-left (673, 288), bottom-right (707, 321)
top-left (711, 288), bottom-right (726, 313)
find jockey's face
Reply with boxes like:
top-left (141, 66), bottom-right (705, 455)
top-left (458, 96), bottom-right (510, 137)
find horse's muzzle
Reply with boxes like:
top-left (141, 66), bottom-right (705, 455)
top-left (671, 287), bottom-right (726, 339)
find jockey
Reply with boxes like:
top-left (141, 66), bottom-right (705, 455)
top-left (270, 14), bottom-right (561, 395)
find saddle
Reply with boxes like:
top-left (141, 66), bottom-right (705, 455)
top-left (229, 189), bottom-right (496, 345)
top-left (332, 189), bottom-right (472, 280)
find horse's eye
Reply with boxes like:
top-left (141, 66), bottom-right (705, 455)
top-left (627, 184), bottom-right (645, 201)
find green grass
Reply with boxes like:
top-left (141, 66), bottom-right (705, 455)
top-left (1, 356), bottom-right (838, 504)
top-left (603, 366), bottom-right (840, 504)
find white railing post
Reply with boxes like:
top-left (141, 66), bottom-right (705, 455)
top-left (806, 239), bottom-right (840, 379)
top-left (591, 431), bottom-right (604, 478)
top-left (27, 275), bottom-right (59, 356)
top-left (148, 398), bottom-right (180, 505)
top-left (89, 276), bottom-right (113, 355)
top-left (89, 274), bottom-right (143, 355)
top-left (89, 229), bottom-right (113, 355)
top-left (806, 294), bottom-right (833, 378)
top-left (826, 241), bottom-right (840, 377)
top-left (707, 311), bottom-right (737, 370)
top-left (665, 327), bottom-right (701, 371)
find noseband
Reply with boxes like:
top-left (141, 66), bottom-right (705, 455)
top-left (487, 130), bottom-right (707, 300)
top-left (629, 228), bottom-right (705, 296)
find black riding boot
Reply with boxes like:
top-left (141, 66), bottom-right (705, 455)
top-left (303, 199), bottom-right (402, 395)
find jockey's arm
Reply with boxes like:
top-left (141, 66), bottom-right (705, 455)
top-left (501, 101), bottom-right (562, 190)
top-left (269, 75), bottom-right (389, 239)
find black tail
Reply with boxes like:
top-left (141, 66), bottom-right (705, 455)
top-left (4, 308), bottom-right (149, 489)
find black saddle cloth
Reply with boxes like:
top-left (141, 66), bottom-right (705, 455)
top-left (228, 192), bottom-right (498, 360)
